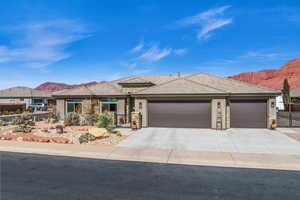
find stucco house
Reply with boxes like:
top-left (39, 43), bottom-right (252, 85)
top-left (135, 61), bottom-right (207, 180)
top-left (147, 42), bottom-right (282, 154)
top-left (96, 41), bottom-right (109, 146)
top-left (0, 87), bottom-right (52, 108)
top-left (291, 87), bottom-right (300, 103)
top-left (52, 73), bottom-right (280, 129)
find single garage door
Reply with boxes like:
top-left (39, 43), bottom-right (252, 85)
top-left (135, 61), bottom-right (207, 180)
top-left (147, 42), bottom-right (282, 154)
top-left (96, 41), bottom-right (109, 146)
top-left (148, 101), bottom-right (211, 128)
top-left (230, 100), bottom-right (267, 128)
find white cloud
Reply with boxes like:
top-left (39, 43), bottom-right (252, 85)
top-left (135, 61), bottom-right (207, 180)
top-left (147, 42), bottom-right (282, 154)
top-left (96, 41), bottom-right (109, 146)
top-left (176, 5), bottom-right (232, 40)
top-left (0, 19), bottom-right (91, 68)
top-left (241, 51), bottom-right (280, 59)
top-left (130, 43), bottom-right (144, 53)
top-left (138, 45), bottom-right (172, 62)
top-left (174, 48), bottom-right (187, 56)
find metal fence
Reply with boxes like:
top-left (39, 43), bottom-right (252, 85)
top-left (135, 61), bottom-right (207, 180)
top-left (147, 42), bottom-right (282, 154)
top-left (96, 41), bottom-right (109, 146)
top-left (277, 111), bottom-right (300, 127)
top-left (0, 112), bottom-right (50, 122)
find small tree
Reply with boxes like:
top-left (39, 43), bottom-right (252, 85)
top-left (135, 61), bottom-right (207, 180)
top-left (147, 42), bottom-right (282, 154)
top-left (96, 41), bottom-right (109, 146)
top-left (96, 111), bottom-right (115, 133)
top-left (282, 79), bottom-right (292, 110)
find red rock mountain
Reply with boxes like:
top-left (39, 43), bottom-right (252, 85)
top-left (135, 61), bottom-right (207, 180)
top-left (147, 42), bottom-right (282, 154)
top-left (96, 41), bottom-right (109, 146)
top-left (228, 58), bottom-right (300, 89)
top-left (35, 81), bottom-right (100, 92)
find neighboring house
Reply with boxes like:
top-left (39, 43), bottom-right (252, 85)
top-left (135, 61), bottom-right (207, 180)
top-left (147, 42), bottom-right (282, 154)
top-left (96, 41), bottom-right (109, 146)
top-left (291, 87), bottom-right (300, 103)
top-left (52, 73), bottom-right (280, 129)
top-left (0, 87), bottom-right (52, 108)
top-left (276, 96), bottom-right (284, 111)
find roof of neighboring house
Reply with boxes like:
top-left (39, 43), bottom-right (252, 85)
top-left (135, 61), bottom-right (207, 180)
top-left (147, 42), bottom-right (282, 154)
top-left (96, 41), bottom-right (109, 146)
top-left (291, 87), bottom-right (300, 97)
top-left (52, 82), bottom-right (124, 97)
top-left (0, 87), bottom-right (51, 98)
top-left (135, 73), bottom-right (280, 95)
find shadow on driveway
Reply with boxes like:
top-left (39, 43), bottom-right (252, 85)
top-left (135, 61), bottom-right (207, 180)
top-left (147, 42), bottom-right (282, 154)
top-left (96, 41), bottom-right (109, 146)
top-left (1, 151), bottom-right (300, 200)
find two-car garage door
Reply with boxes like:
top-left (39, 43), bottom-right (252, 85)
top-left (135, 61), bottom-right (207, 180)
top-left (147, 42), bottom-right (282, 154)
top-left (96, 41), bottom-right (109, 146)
top-left (148, 101), bottom-right (211, 128)
top-left (148, 100), bottom-right (267, 128)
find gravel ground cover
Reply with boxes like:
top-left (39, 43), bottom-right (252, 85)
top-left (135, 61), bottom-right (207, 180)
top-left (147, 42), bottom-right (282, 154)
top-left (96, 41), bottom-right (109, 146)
top-left (0, 120), bottom-right (129, 146)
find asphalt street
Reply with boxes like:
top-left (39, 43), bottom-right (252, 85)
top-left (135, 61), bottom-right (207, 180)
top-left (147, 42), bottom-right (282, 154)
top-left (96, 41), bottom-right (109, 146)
top-left (1, 151), bottom-right (300, 200)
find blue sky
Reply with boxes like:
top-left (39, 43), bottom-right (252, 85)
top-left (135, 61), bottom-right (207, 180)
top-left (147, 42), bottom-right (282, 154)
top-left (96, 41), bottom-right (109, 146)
top-left (0, 0), bottom-right (300, 89)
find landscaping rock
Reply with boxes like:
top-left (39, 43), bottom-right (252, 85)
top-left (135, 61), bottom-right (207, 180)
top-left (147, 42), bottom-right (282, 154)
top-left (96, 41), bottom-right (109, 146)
top-left (79, 133), bottom-right (97, 144)
top-left (88, 127), bottom-right (107, 137)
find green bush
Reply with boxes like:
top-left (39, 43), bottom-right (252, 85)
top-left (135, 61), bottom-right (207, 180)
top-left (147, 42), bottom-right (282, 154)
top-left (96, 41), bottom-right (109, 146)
top-left (11, 117), bottom-right (25, 125)
top-left (79, 114), bottom-right (98, 126)
top-left (26, 107), bottom-right (34, 113)
top-left (96, 111), bottom-right (115, 132)
top-left (64, 112), bottom-right (80, 126)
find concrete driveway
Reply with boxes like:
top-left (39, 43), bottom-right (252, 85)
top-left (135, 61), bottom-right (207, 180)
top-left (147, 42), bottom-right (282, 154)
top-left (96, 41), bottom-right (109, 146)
top-left (118, 128), bottom-right (300, 155)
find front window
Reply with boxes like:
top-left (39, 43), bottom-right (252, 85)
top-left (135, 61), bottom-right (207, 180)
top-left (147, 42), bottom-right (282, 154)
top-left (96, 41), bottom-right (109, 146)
top-left (101, 99), bottom-right (117, 112)
top-left (66, 99), bottom-right (82, 114)
top-left (32, 98), bottom-right (43, 104)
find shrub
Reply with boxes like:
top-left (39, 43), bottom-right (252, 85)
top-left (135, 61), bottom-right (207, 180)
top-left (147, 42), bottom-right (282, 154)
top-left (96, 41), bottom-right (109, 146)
top-left (64, 112), bottom-right (80, 126)
top-left (115, 131), bottom-right (122, 137)
top-left (96, 112), bottom-right (115, 133)
top-left (11, 117), bottom-right (24, 125)
top-left (79, 114), bottom-right (97, 126)
top-left (78, 133), bottom-right (96, 144)
top-left (48, 112), bottom-right (59, 123)
top-left (26, 107), bottom-right (34, 113)
top-left (0, 120), bottom-right (8, 126)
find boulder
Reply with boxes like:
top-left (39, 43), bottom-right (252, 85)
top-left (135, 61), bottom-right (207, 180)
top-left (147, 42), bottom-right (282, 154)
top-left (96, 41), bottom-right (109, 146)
top-left (88, 127), bottom-right (107, 137)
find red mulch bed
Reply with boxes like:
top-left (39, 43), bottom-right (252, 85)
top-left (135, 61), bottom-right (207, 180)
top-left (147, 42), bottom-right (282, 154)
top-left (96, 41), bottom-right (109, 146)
top-left (0, 133), bottom-right (72, 144)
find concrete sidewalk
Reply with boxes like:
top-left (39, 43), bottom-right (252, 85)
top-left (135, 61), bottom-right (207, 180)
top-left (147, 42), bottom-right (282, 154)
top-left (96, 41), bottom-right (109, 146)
top-left (1, 140), bottom-right (300, 171)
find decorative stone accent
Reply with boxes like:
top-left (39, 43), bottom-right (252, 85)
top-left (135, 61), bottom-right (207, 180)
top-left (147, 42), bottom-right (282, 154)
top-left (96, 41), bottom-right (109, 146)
top-left (131, 112), bottom-right (142, 130)
top-left (82, 99), bottom-right (100, 116)
top-left (88, 127), bottom-right (107, 137)
top-left (267, 97), bottom-right (277, 128)
top-left (134, 99), bottom-right (148, 127)
top-left (211, 99), bottom-right (226, 130)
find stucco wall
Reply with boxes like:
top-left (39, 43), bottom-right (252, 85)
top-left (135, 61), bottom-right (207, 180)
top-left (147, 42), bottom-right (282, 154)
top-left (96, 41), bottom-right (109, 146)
top-left (122, 87), bottom-right (146, 94)
top-left (134, 98), bottom-right (148, 127)
top-left (211, 98), bottom-right (226, 130)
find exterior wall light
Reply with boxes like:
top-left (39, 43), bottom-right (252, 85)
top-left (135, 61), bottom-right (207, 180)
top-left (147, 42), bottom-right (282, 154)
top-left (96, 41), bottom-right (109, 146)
top-left (271, 101), bottom-right (275, 108)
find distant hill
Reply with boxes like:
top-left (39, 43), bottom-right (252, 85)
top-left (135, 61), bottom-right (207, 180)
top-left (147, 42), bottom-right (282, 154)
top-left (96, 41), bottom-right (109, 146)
top-left (35, 81), bottom-right (103, 92)
top-left (228, 58), bottom-right (300, 89)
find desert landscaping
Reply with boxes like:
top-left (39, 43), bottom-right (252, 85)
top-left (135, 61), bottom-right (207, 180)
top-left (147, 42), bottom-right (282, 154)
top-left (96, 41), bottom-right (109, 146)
top-left (0, 112), bottom-right (128, 146)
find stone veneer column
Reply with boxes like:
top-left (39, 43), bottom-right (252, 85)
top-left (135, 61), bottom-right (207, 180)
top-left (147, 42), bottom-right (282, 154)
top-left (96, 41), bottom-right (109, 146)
top-left (117, 99), bottom-right (126, 125)
top-left (267, 97), bottom-right (277, 128)
top-left (226, 100), bottom-right (230, 129)
top-left (134, 98), bottom-right (148, 127)
top-left (56, 99), bottom-right (65, 120)
top-left (211, 98), bottom-right (227, 130)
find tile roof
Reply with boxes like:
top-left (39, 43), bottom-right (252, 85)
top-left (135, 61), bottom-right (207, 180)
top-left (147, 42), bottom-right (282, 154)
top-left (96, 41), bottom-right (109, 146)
top-left (52, 73), bottom-right (280, 97)
top-left (0, 87), bottom-right (51, 98)
top-left (117, 77), bottom-right (153, 84)
top-left (135, 78), bottom-right (225, 95)
top-left (52, 82), bottom-right (124, 97)
top-left (136, 73), bottom-right (280, 95)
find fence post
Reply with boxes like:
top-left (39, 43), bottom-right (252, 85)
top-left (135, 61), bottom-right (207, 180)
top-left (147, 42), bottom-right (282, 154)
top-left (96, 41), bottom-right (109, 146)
top-left (289, 104), bottom-right (292, 127)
